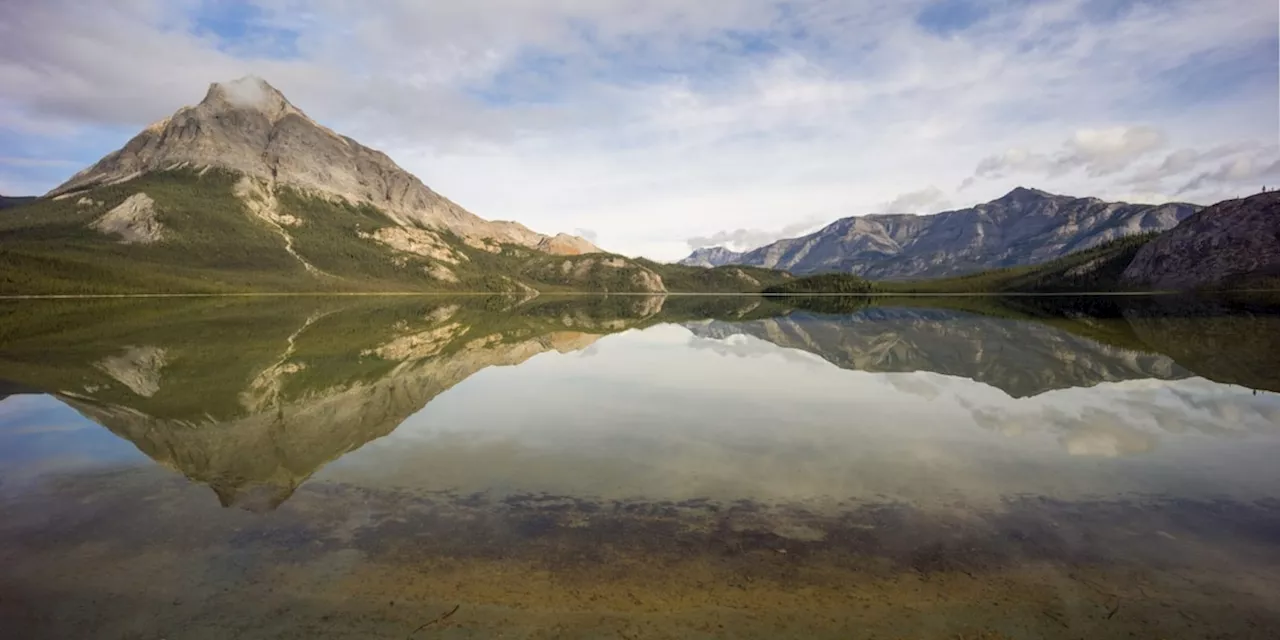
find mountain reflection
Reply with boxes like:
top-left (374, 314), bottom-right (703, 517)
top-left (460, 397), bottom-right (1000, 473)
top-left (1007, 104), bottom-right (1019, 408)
top-left (686, 307), bottom-right (1188, 398)
top-left (0, 293), bottom-right (1277, 510)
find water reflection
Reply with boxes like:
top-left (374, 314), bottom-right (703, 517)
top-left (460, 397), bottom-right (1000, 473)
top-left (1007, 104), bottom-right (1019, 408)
top-left (1, 294), bottom-right (1279, 638)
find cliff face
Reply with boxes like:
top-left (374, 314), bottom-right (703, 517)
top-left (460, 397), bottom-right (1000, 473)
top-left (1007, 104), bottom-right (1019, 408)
top-left (1121, 192), bottom-right (1280, 290)
top-left (681, 246), bottom-right (745, 268)
top-left (681, 188), bottom-right (1198, 279)
top-left (47, 77), bottom-right (598, 256)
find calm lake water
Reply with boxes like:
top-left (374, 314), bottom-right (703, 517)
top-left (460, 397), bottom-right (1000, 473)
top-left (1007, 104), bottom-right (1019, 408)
top-left (1, 294), bottom-right (1278, 639)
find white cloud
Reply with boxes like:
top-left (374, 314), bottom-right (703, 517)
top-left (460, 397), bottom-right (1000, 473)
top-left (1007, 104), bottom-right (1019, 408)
top-left (1179, 155), bottom-right (1280, 196)
top-left (687, 217), bottom-right (827, 252)
top-left (1063, 126), bottom-right (1168, 176)
top-left (973, 126), bottom-right (1168, 180)
top-left (0, 0), bottom-right (1275, 257)
top-left (883, 186), bottom-right (951, 213)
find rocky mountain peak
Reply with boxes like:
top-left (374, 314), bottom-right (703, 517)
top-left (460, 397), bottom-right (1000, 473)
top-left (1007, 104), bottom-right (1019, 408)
top-left (44, 77), bottom-right (599, 255)
top-left (682, 246), bottom-right (745, 268)
top-left (996, 186), bottom-right (1054, 203)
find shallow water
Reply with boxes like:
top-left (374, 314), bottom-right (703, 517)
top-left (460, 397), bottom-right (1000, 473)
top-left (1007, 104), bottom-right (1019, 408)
top-left (1, 294), bottom-right (1278, 639)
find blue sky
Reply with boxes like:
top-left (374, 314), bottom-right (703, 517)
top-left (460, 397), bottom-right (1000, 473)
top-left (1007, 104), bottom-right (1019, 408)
top-left (1, 0), bottom-right (1276, 259)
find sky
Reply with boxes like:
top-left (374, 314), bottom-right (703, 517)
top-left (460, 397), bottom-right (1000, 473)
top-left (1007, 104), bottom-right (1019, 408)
top-left (0, 0), bottom-right (1276, 260)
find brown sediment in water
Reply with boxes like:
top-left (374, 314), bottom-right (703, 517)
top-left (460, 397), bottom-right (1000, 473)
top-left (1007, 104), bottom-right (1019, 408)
top-left (1, 467), bottom-right (1279, 639)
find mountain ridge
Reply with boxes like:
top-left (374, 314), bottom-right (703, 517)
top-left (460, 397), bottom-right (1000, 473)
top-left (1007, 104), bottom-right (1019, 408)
top-left (1121, 192), bottom-right (1280, 290)
top-left (0, 78), bottom-right (801, 295)
top-left (681, 188), bottom-right (1200, 280)
top-left (47, 76), bottom-right (598, 256)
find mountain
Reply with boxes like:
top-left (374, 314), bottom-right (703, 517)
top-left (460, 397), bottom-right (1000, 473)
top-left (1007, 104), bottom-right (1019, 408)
top-left (1121, 192), bottom-right (1280, 290)
top-left (679, 187), bottom-right (1199, 280)
top-left (0, 295), bottom-right (781, 509)
top-left (845, 232), bottom-right (1158, 294)
top-left (3, 293), bottom-right (1277, 508)
top-left (686, 307), bottom-right (1188, 398)
top-left (699, 294), bottom-right (1280, 395)
top-left (681, 246), bottom-right (745, 268)
top-left (0, 77), bottom-right (794, 295)
top-left (47, 77), bottom-right (597, 256)
top-left (0, 195), bottom-right (37, 210)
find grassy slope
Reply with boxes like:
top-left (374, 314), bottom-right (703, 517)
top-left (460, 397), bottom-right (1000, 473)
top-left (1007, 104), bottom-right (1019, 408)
top-left (0, 170), bottom-right (795, 295)
top-left (634, 258), bottom-right (793, 293)
top-left (0, 171), bottom-right (321, 294)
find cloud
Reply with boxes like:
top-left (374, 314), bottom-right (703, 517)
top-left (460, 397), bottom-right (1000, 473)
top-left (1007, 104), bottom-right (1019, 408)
top-left (1120, 142), bottom-right (1276, 199)
top-left (974, 148), bottom-right (1055, 178)
top-left (1062, 126), bottom-right (1168, 176)
top-left (883, 186), bottom-right (951, 213)
top-left (686, 217), bottom-right (826, 251)
top-left (1057, 421), bottom-right (1158, 457)
top-left (969, 403), bottom-right (1159, 457)
top-left (218, 76), bottom-right (271, 108)
top-left (0, 0), bottom-right (1276, 257)
top-left (972, 125), bottom-right (1168, 181)
top-left (1178, 155), bottom-right (1280, 196)
top-left (573, 227), bottom-right (599, 243)
top-left (686, 334), bottom-right (824, 367)
top-left (884, 374), bottom-right (944, 400)
top-left (1158, 148), bottom-right (1202, 174)
top-left (969, 125), bottom-right (1279, 203)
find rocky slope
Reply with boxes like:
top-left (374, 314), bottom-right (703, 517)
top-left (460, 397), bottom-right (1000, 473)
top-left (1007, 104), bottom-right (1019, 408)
top-left (681, 187), bottom-right (1198, 280)
top-left (682, 246), bottom-right (745, 268)
top-left (49, 77), bottom-right (597, 255)
top-left (1121, 192), bottom-right (1280, 290)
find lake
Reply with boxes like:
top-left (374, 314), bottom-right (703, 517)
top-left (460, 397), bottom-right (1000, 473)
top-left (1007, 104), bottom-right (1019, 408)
top-left (1, 294), bottom-right (1278, 639)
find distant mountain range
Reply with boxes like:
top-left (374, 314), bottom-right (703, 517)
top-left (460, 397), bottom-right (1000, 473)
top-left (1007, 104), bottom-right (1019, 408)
top-left (680, 187), bottom-right (1199, 280)
top-left (0, 195), bottom-right (37, 210)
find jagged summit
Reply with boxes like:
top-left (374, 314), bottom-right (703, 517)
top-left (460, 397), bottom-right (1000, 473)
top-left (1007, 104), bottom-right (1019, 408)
top-left (678, 188), bottom-right (1199, 278)
top-left (46, 77), bottom-right (598, 255)
top-left (995, 186), bottom-right (1054, 202)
